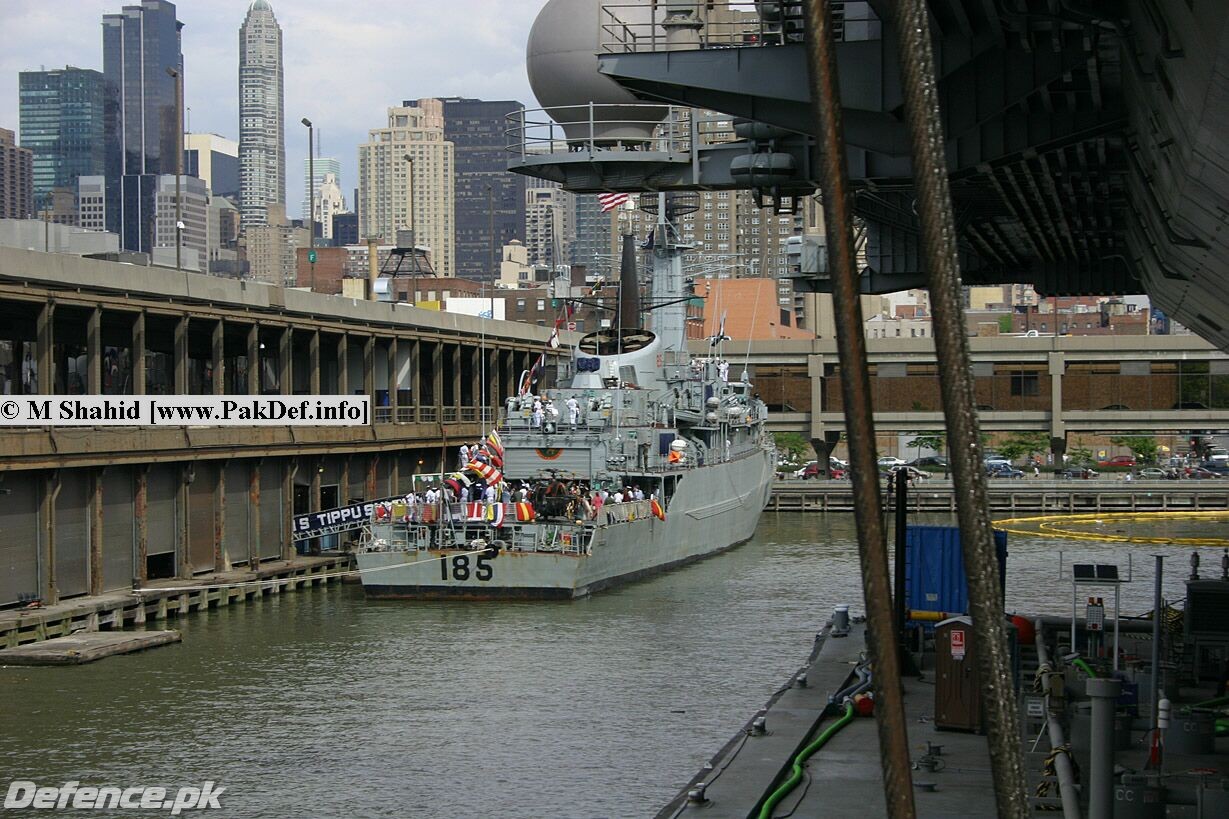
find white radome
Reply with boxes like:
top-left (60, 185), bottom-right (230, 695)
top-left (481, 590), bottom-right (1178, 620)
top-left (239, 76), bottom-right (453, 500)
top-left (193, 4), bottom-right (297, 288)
top-left (526, 0), bottom-right (667, 143)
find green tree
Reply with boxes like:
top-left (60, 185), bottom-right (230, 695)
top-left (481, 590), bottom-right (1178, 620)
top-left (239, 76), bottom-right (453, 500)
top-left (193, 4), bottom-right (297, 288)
top-left (906, 431), bottom-right (945, 456)
top-left (1068, 446), bottom-right (1094, 466)
top-left (1110, 434), bottom-right (1160, 463)
top-left (996, 431), bottom-right (1050, 462)
top-left (773, 431), bottom-right (810, 463)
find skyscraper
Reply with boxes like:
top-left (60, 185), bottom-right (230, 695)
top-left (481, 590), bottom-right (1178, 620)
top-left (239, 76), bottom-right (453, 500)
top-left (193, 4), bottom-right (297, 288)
top-left (185, 133), bottom-right (239, 200)
top-left (238, 0), bottom-right (285, 231)
top-left (570, 194), bottom-right (611, 275)
top-left (102, 0), bottom-right (184, 252)
top-left (300, 155), bottom-right (341, 226)
top-left (358, 100), bottom-right (454, 274)
top-left (440, 98), bottom-right (526, 281)
top-left (0, 129), bottom-right (35, 220)
top-left (18, 67), bottom-right (111, 215)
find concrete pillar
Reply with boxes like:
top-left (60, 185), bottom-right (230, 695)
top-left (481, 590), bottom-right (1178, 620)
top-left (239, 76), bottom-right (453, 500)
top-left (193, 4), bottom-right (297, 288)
top-left (215, 462), bottom-right (226, 572)
top-left (89, 468), bottom-right (103, 594)
top-left (309, 329), bottom-right (321, 395)
top-left (87, 307), bottom-right (102, 395)
top-left (177, 465), bottom-right (191, 579)
top-left (1048, 351), bottom-right (1065, 452)
top-left (135, 466), bottom-right (148, 583)
top-left (409, 338), bottom-right (421, 417)
top-left (278, 326), bottom-right (291, 396)
top-left (282, 459), bottom-right (294, 561)
top-left (367, 454), bottom-right (378, 500)
top-left (246, 324), bottom-right (259, 395)
top-left (173, 316), bottom-right (188, 394)
top-left (212, 319), bottom-right (224, 395)
top-left (363, 334), bottom-right (375, 406)
top-left (451, 343), bottom-right (462, 410)
top-left (807, 352), bottom-right (828, 474)
top-left (388, 337), bottom-right (399, 415)
top-left (432, 341), bottom-right (443, 411)
top-left (1087, 677), bottom-right (1122, 819)
top-left (133, 311), bottom-right (146, 395)
top-left (41, 470), bottom-right (59, 604)
top-left (336, 334), bottom-right (349, 396)
top-left (36, 301), bottom-right (54, 395)
top-left (248, 461), bottom-right (260, 567)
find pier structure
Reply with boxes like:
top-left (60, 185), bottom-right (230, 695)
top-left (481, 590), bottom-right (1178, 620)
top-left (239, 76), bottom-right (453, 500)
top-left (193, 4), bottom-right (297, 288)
top-left (0, 245), bottom-right (566, 611)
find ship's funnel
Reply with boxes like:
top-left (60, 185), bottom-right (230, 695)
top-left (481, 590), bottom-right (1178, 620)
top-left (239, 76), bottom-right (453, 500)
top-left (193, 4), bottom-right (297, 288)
top-left (618, 231), bottom-right (641, 332)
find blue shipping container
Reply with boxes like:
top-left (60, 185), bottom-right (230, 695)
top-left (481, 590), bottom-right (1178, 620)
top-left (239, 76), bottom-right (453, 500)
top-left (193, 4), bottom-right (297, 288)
top-left (904, 525), bottom-right (1007, 619)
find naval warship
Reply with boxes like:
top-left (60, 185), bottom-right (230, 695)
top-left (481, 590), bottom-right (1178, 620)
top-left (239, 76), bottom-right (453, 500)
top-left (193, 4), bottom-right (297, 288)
top-left (355, 199), bottom-right (777, 599)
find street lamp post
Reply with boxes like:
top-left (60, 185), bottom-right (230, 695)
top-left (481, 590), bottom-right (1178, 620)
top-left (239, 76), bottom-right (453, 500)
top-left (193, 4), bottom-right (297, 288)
top-left (301, 118), bottom-right (315, 250)
top-left (166, 66), bottom-right (184, 270)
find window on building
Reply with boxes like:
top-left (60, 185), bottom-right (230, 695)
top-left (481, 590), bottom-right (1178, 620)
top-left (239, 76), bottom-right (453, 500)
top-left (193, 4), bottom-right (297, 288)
top-left (536, 299), bottom-right (545, 311)
top-left (516, 299), bottom-right (525, 312)
top-left (1010, 372), bottom-right (1040, 396)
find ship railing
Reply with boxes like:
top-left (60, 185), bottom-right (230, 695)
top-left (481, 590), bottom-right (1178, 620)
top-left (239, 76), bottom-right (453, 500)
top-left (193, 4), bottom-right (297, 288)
top-left (599, 499), bottom-right (656, 524)
top-left (596, 2), bottom-right (881, 55)
top-left (507, 104), bottom-right (737, 162)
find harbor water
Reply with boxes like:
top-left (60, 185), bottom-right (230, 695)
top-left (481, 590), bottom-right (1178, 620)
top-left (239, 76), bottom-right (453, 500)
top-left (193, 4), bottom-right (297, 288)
top-left (0, 513), bottom-right (1211, 817)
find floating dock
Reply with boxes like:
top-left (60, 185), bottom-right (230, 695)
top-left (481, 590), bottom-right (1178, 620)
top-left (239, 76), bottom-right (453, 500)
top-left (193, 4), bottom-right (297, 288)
top-left (0, 630), bottom-right (181, 666)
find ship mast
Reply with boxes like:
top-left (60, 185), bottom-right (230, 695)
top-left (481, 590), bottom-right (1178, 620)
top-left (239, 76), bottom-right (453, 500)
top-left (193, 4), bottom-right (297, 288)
top-left (648, 192), bottom-right (689, 354)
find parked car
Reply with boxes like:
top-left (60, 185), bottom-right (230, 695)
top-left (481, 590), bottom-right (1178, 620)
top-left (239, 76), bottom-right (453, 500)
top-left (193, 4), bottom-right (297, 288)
top-left (987, 464), bottom-right (1025, 479)
top-left (1186, 467), bottom-right (1223, 480)
top-left (889, 465), bottom-right (930, 481)
top-left (1098, 455), bottom-right (1136, 468)
top-left (793, 461), bottom-right (818, 479)
top-left (910, 456), bottom-right (948, 468)
top-left (1198, 462), bottom-right (1229, 475)
top-left (1135, 467), bottom-right (1168, 480)
top-left (877, 456), bottom-right (907, 468)
top-left (984, 458), bottom-right (1013, 471)
top-left (1058, 467), bottom-right (1098, 479)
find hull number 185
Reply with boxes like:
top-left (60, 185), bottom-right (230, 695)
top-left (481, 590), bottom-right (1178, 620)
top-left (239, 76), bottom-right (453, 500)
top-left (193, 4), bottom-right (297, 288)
top-left (440, 553), bottom-right (494, 582)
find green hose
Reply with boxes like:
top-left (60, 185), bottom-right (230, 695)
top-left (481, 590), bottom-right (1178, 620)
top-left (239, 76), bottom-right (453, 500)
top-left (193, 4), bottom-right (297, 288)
top-left (1073, 658), bottom-right (1097, 678)
top-left (757, 701), bottom-right (856, 819)
top-left (1216, 718), bottom-right (1229, 738)
top-left (1189, 693), bottom-right (1229, 710)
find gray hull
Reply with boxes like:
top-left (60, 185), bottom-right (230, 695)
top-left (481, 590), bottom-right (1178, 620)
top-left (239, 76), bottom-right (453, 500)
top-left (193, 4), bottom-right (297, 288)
top-left (356, 448), bottom-right (775, 599)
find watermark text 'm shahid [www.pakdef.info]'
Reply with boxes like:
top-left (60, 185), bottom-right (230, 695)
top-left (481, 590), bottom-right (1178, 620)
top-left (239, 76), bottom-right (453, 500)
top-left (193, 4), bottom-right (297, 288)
top-left (0, 396), bottom-right (369, 426)
top-left (4, 781), bottom-right (224, 814)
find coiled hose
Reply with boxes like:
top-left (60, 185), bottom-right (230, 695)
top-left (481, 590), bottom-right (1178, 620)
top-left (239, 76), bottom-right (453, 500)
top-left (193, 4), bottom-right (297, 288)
top-left (757, 701), bottom-right (856, 819)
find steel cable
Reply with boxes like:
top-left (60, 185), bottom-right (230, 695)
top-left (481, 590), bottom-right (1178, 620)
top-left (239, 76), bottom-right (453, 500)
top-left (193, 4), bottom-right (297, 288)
top-left (888, 0), bottom-right (1029, 814)
top-left (801, 2), bottom-right (917, 816)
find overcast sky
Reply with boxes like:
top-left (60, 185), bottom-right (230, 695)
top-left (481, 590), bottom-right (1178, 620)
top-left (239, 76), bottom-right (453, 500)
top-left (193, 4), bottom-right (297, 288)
top-left (0, 0), bottom-right (539, 218)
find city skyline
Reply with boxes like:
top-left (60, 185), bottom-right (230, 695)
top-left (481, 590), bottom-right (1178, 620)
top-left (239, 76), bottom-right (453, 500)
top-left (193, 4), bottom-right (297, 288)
top-left (0, 1), bottom-right (539, 220)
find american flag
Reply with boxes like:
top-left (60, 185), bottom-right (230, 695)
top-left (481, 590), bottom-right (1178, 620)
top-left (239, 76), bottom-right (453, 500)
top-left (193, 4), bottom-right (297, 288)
top-left (598, 192), bottom-right (631, 212)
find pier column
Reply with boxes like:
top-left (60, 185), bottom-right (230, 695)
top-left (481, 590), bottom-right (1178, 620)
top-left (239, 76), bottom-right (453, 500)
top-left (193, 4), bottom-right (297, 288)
top-left (309, 329), bottom-right (321, 395)
top-left (41, 470), bottom-right (59, 605)
top-left (248, 461), bottom-right (260, 567)
top-left (135, 466), bottom-right (148, 583)
top-left (36, 301), bottom-right (54, 395)
top-left (282, 458), bottom-right (295, 561)
top-left (336, 334), bottom-right (349, 397)
top-left (451, 344), bottom-right (462, 413)
top-left (366, 456), bottom-right (378, 501)
top-left (89, 467), bottom-right (103, 595)
top-left (278, 325), bottom-right (291, 396)
top-left (807, 352), bottom-right (829, 474)
top-left (246, 324), bottom-right (259, 395)
top-left (177, 464), bottom-right (191, 579)
top-left (388, 337), bottom-right (399, 418)
top-left (173, 316), bottom-right (187, 394)
top-left (408, 338), bottom-right (421, 419)
top-left (215, 463), bottom-right (226, 572)
top-left (212, 319), bottom-right (224, 395)
top-left (86, 307), bottom-right (102, 395)
top-left (432, 341), bottom-right (444, 414)
top-left (133, 311), bottom-right (146, 395)
top-left (1048, 351), bottom-right (1065, 462)
top-left (363, 334), bottom-right (375, 408)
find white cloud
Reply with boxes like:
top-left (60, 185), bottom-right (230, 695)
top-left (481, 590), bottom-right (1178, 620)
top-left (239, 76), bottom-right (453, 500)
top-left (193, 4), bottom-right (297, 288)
top-left (1, 0), bottom-right (541, 218)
